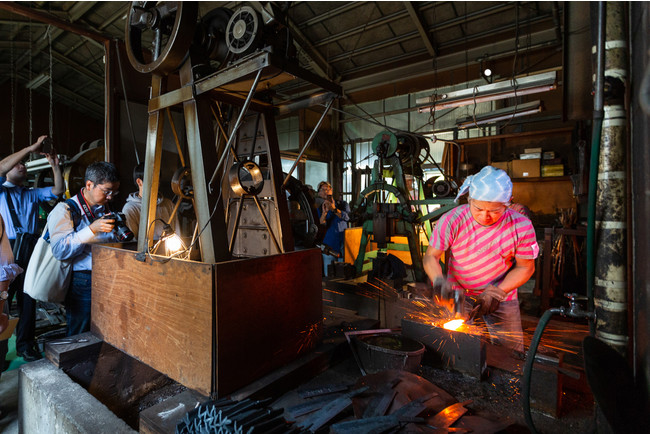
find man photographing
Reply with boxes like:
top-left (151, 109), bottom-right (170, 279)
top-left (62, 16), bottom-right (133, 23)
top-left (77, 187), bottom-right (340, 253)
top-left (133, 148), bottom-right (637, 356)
top-left (423, 166), bottom-right (539, 352)
top-left (0, 135), bottom-right (63, 361)
top-left (48, 162), bottom-right (121, 336)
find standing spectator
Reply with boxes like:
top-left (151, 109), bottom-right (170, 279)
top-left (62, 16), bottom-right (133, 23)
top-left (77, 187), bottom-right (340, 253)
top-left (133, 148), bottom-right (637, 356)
top-left (1, 214), bottom-right (23, 403)
top-left (316, 181), bottom-right (350, 276)
top-left (0, 135), bottom-right (63, 361)
top-left (48, 162), bottom-right (120, 336)
top-left (122, 162), bottom-right (178, 241)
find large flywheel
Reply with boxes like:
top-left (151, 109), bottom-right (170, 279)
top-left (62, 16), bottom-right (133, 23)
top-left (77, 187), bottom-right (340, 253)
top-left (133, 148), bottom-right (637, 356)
top-left (126, 1), bottom-right (198, 74)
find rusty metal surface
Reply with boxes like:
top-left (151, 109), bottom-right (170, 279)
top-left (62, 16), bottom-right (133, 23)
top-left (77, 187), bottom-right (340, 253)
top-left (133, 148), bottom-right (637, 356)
top-left (401, 318), bottom-right (487, 380)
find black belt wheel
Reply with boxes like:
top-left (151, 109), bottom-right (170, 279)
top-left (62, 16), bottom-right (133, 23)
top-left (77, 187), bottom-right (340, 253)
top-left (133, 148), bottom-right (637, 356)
top-left (125, 1), bottom-right (198, 74)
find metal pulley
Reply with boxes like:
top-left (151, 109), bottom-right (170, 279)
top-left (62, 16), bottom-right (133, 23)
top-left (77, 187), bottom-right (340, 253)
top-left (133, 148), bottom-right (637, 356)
top-left (125, 1), bottom-right (198, 74)
top-left (171, 166), bottom-right (193, 199)
top-left (225, 5), bottom-right (262, 55)
top-left (371, 130), bottom-right (398, 158)
top-left (229, 160), bottom-right (264, 196)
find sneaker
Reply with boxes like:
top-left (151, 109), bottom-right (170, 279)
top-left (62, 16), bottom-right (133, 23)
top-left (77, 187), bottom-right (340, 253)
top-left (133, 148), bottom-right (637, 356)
top-left (16, 346), bottom-right (43, 362)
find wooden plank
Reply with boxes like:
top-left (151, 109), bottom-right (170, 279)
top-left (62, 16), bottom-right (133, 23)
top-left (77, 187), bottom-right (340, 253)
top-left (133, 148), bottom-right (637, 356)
top-left (91, 245), bottom-right (213, 396)
top-left (214, 248), bottom-right (322, 396)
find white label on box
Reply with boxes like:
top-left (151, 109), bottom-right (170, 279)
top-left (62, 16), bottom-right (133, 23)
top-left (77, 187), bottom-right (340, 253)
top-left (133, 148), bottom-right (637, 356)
top-left (523, 172), bottom-right (529, 176)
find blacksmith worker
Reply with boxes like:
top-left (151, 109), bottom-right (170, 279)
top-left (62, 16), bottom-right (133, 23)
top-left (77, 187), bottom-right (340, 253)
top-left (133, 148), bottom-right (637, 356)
top-left (0, 135), bottom-right (63, 362)
top-left (48, 162), bottom-right (121, 336)
top-left (423, 165), bottom-right (539, 352)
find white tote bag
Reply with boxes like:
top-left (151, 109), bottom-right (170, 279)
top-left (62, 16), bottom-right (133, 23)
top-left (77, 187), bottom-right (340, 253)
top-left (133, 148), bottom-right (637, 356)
top-left (23, 225), bottom-right (73, 303)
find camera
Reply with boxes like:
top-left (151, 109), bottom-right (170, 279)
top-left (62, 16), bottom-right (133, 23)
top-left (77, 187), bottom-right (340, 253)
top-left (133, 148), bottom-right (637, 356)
top-left (103, 212), bottom-right (134, 242)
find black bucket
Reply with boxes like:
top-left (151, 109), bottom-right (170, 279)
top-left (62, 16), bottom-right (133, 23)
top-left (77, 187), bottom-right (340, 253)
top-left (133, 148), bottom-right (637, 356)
top-left (353, 333), bottom-right (425, 374)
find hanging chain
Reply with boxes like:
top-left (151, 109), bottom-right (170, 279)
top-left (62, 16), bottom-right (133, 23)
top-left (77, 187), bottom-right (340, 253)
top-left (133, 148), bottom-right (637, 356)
top-left (10, 20), bottom-right (15, 153)
top-left (48, 25), bottom-right (53, 139)
top-left (28, 17), bottom-right (33, 147)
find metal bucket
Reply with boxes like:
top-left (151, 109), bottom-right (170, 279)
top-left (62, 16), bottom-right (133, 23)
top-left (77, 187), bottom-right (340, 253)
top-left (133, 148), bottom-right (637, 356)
top-left (353, 333), bottom-right (425, 375)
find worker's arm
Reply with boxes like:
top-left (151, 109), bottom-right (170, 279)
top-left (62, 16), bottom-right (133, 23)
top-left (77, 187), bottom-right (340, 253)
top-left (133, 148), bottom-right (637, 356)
top-left (0, 281), bottom-right (8, 333)
top-left (423, 245), bottom-right (445, 283)
top-left (497, 257), bottom-right (536, 294)
top-left (47, 150), bottom-right (65, 197)
top-left (0, 135), bottom-right (47, 177)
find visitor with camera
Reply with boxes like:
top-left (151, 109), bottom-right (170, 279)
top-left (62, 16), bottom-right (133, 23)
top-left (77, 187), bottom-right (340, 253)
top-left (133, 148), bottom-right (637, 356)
top-left (316, 181), bottom-right (350, 276)
top-left (0, 135), bottom-right (63, 362)
top-left (48, 161), bottom-right (121, 336)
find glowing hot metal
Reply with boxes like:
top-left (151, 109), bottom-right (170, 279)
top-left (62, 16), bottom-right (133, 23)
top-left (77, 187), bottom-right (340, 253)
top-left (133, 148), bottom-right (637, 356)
top-left (443, 319), bottom-right (465, 331)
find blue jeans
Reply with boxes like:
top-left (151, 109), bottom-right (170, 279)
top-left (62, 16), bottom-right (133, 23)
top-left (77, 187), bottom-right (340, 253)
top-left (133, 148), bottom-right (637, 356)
top-left (65, 271), bottom-right (92, 337)
top-left (466, 299), bottom-right (524, 352)
top-left (322, 254), bottom-right (336, 277)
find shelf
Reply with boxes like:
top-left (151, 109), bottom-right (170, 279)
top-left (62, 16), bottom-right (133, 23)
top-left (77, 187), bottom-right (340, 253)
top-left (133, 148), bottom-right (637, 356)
top-left (511, 176), bottom-right (571, 182)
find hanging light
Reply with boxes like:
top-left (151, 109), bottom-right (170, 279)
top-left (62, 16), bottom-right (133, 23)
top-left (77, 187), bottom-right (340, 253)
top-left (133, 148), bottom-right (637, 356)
top-left (416, 71), bottom-right (556, 112)
top-left (160, 223), bottom-right (186, 256)
top-left (455, 100), bottom-right (543, 129)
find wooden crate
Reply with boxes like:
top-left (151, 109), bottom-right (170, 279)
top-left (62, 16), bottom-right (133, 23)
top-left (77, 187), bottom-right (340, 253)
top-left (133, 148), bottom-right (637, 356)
top-left (91, 246), bottom-right (322, 397)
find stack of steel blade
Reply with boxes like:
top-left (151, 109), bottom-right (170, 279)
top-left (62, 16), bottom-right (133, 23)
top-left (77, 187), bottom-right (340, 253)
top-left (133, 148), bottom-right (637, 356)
top-left (176, 397), bottom-right (301, 434)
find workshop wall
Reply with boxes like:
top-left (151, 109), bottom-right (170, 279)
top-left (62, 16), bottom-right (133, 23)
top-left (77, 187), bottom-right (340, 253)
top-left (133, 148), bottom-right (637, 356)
top-left (0, 82), bottom-right (103, 158)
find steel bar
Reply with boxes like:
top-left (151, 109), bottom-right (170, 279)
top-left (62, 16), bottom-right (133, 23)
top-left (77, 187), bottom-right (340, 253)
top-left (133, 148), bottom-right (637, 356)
top-left (282, 97), bottom-right (334, 188)
top-left (210, 69), bottom-right (263, 190)
top-left (251, 195), bottom-right (283, 254)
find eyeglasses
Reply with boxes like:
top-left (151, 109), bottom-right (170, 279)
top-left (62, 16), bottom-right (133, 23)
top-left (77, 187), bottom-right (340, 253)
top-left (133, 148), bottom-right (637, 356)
top-left (95, 185), bottom-right (119, 198)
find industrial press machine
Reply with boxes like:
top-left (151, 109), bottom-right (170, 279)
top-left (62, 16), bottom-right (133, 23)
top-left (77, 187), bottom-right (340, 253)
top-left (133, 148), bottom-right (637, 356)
top-left (91, 1), bottom-right (341, 398)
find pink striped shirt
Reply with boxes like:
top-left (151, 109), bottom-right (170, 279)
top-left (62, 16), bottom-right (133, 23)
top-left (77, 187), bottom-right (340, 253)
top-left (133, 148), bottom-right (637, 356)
top-left (429, 205), bottom-right (539, 301)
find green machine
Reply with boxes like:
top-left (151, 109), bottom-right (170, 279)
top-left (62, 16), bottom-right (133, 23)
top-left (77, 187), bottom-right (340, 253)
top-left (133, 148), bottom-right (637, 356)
top-left (350, 130), bottom-right (457, 282)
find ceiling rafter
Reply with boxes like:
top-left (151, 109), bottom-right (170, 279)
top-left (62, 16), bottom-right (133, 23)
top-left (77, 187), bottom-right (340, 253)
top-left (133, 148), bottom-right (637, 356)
top-left (404, 2), bottom-right (437, 57)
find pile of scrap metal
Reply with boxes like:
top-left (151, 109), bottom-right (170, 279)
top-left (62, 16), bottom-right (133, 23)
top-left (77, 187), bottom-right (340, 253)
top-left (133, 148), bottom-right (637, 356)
top-left (285, 370), bottom-right (511, 433)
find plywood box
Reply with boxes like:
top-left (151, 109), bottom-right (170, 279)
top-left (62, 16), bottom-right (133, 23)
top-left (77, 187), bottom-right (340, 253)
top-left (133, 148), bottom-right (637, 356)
top-left (512, 159), bottom-right (541, 178)
top-left (91, 246), bottom-right (322, 397)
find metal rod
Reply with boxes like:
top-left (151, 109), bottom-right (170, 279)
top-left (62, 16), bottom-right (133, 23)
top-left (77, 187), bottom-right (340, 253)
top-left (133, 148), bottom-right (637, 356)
top-left (209, 69), bottom-right (264, 189)
top-left (228, 195), bottom-right (246, 253)
top-left (248, 113), bottom-right (261, 160)
top-left (282, 98), bottom-right (334, 188)
top-left (251, 195), bottom-right (283, 254)
top-left (166, 107), bottom-right (185, 167)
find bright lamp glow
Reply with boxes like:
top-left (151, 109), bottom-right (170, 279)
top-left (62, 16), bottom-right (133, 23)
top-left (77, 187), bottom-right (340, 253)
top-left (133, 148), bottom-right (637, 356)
top-left (165, 233), bottom-right (183, 253)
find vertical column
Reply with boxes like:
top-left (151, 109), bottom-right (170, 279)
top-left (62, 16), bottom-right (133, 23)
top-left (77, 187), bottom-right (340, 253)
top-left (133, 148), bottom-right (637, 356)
top-left (137, 75), bottom-right (165, 252)
top-left (594, 2), bottom-right (629, 354)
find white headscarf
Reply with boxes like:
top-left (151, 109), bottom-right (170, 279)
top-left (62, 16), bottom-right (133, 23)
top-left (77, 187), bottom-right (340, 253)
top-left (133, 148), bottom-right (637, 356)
top-left (455, 165), bottom-right (513, 204)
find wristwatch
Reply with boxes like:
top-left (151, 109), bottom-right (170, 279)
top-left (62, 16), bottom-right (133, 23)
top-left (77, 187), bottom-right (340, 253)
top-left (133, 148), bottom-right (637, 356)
top-left (0, 290), bottom-right (7, 301)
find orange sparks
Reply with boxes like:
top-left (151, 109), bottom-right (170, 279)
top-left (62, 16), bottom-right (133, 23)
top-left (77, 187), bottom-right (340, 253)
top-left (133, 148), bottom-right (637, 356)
top-left (443, 319), bottom-right (465, 331)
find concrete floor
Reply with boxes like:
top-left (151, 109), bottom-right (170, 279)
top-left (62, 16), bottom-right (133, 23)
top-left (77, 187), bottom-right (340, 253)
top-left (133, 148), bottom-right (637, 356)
top-left (0, 368), bottom-right (19, 433)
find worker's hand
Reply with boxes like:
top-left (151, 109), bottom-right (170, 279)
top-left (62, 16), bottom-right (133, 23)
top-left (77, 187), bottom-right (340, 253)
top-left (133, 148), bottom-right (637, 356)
top-left (475, 284), bottom-right (507, 317)
top-left (432, 276), bottom-right (451, 296)
top-left (28, 135), bottom-right (48, 153)
top-left (44, 147), bottom-right (59, 168)
top-left (89, 217), bottom-right (115, 234)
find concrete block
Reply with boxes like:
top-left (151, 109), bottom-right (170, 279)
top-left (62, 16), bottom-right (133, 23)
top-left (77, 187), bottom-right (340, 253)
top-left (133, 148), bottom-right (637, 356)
top-left (20, 359), bottom-right (136, 434)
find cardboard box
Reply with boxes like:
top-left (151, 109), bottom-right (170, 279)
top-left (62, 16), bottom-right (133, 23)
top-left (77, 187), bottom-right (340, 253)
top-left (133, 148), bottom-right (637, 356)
top-left (541, 164), bottom-right (564, 177)
top-left (524, 147), bottom-right (542, 154)
top-left (491, 161), bottom-right (511, 176)
top-left (512, 159), bottom-right (541, 178)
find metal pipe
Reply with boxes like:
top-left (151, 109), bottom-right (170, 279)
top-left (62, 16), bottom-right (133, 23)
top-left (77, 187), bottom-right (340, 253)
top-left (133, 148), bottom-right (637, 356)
top-left (209, 69), bottom-right (263, 190)
top-left (592, 1), bottom-right (629, 353)
top-left (282, 98), bottom-right (335, 188)
top-left (166, 107), bottom-right (184, 167)
top-left (586, 1), bottom-right (606, 337)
